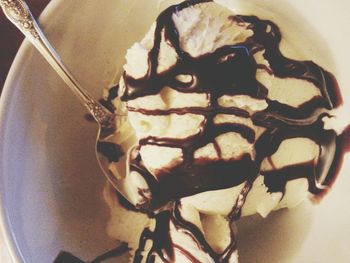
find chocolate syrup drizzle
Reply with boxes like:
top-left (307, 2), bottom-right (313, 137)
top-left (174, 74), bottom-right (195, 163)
top-left (134, 203), bottom-right (238, 263)
top-left (111, 0), bottom-right (346, 261)
top-left (53, 243), bottom-right (129, 263)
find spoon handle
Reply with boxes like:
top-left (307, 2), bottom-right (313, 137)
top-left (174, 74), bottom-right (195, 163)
top-left (0, 0), bottom-right (115, 127)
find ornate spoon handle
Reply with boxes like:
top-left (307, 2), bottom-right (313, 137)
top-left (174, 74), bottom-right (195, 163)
top-left (0, 0), bottom-right (115, 127)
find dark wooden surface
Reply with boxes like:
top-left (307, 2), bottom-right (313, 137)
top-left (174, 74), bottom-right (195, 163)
top-left (0, 0), bottom-right (50, 95)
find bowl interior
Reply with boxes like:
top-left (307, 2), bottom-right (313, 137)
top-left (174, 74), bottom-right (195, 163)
top-left (1, 0), bottom-right (350, 262)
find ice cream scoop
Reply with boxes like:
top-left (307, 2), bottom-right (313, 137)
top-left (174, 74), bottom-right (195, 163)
top-left (102, 0), bottom-right (348, 262)
top-left (102, 0), bottom-right (348, 261)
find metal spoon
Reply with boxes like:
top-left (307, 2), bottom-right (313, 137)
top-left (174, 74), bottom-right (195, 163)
top-left (0, 0), bottom-right (132, 201)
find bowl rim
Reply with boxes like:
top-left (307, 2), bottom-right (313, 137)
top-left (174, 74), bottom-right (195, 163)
top-left (0, 1), bottom-right (64, 262)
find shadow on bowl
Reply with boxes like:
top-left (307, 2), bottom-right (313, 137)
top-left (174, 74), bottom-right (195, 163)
top-left (237, 202), bottom-right (313, 263)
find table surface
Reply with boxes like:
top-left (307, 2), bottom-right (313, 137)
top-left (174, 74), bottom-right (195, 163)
top-left (0, 1), bottom-right (50, 261)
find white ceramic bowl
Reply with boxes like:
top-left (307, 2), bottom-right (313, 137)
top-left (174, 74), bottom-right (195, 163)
top-left (1, 0), bottom-right (350, 262)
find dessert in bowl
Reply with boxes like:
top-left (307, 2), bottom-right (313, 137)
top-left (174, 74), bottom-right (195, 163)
top-left (0, 0), bottom-right (349, 262)
top-left (100, 1), bottom-right (349, 262)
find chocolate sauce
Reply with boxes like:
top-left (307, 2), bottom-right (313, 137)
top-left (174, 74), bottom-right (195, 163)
top-left (99, 98), bottom-right (116, 114)
top-left (53, 243), bottom-right (129, 263)
top-left (134, 211), bottom-right (174, 263)
top-left (90, 243), bottom-right (129, 263)
top-left (54, 252), bottom-right (85, 263)
top-left (120, 0), bottom-right (340, 208)
top-left (135, 202), bottom-right (239, 263)
top-left (107, 0), bottom-right (347, 261)
top-left (229, 181), bottom-right (254, 221)
top-left (100, 85), bottom-right (119, 113)
top-left (96, 141), bottom-right (124, 162)
top-left (84, 85), bottom-right (119, 122)
top-left (312, 124), bottom-right (350, 203)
